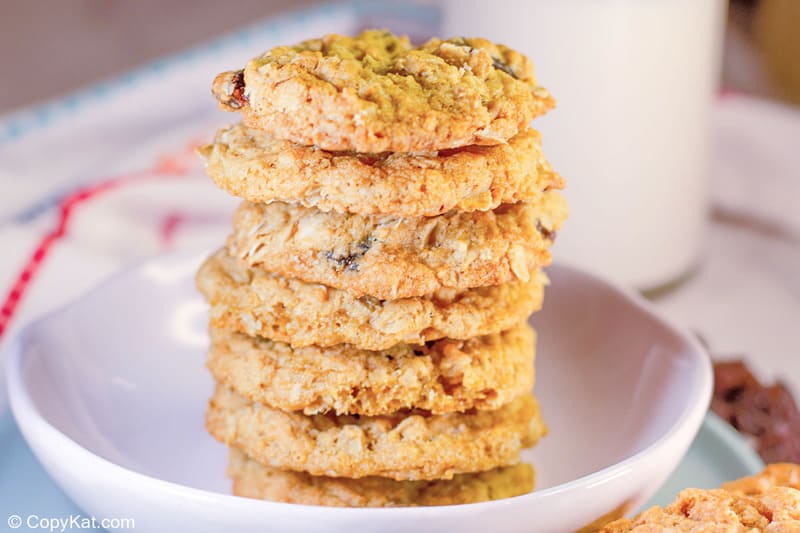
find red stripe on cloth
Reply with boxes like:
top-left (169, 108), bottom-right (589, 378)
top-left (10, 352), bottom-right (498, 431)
top-left (160, 212), bottom-right (185, 247)
top-left (0, 146), bottom-right (197, 340)
top-left (159, 211), bottom-right (231, 249)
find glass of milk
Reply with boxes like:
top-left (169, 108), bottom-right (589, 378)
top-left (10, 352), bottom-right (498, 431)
top-left (442, 0), bottom-right (726, 290)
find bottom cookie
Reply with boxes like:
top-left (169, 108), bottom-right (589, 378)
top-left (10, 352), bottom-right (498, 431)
top-left (228, 447), bottom-right (535, 507)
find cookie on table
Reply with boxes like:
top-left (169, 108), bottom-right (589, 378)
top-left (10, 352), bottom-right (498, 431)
top-left (207, 323), bottom-right (535, 416)
top-left (722, 463), bottom-right (800, 495)
top-left (211, 30), bottom-right (554, 153)
top-left (206, 386), bottom-right (545, 481)
top-left (599, 487), bottom-right (800, 532)
top-left (228, 447), bottom-right (535, 507)
top-left (227, 192), bottom-right (566, 300)
top-left (196, 249), bottom-right (547, 351)
top-left (198, 124), bottom-right (563, 217)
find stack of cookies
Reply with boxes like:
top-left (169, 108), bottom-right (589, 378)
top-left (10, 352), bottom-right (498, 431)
top-left (196, 30), bottom-right (567, 507)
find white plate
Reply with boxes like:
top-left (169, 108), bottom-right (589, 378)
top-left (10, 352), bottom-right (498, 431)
top-left (6, 250), bottom-right (712, 533)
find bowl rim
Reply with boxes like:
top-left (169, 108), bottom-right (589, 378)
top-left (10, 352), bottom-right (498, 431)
top-left (5, 249), bottom-right (713, 516)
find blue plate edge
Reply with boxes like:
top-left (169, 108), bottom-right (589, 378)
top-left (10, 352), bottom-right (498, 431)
top-left (702, 412), bottom-right (765, 474)
top-left (642, 411), bottom-right (764, 509)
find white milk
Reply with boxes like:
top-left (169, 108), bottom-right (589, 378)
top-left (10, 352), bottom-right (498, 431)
top-left (443, 0), bottom-right (726, 289)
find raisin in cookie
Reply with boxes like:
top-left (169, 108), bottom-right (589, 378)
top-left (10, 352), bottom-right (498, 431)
top-left (206, 385), bottom-right (545, 481)
top-left (207, 323), bottom-right (535, 416)
top-left (198, 124), bottom-right (563, 216)
top-left (212, 30), bottom-right (554, 153)
top-left (227, 192), bottom-right (566, 300)
top-left (228, 447), bottom-right (534, 507)
top-left (196, 249), bottom-right (547, 350)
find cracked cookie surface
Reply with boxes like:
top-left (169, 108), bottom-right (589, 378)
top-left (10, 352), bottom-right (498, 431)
top-left (228, 447), bottom-right (534, 507)
top-left (198, 124), bottom-right (563, 216)
top-left (196, 249), bottom-right (546, 350)
top-left (207, 323), bottom-right (535, 416)
top-left (206, 385), bottom-right (545, 481)
top-left (211, 30), bottom-right (554, 153)
top-left (227, 192), bottom-right (566, 300)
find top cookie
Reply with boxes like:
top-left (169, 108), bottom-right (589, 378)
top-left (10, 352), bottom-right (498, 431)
top-left (212, 30), bottom-right (554, 153)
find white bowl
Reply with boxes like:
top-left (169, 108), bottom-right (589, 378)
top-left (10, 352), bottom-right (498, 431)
top-left (6, 250), bottom-right (711, 533)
